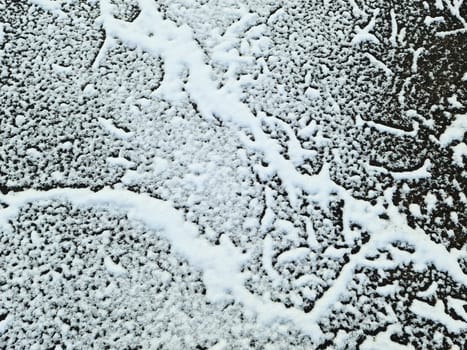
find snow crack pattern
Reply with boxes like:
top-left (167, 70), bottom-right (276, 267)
top-left (0, 0), bottom-right (466, 349)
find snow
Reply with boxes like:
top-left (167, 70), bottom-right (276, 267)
top-left (51, 63), bottom-right (73, 75)
top-left (416, 282), bottom-right (438, 298)
top-left (360, 324), bottom-right (415, 350)
top-left (0, 315), bottom-right (13, 335)
top-left (29, 0), bottom-right (66, 18)
top-left (0, 188), bottom-right (324, 337)
top-left (410, 299), bottom-right (467, 334)
top-left (446, 296), bottom-right (467, 322)
top-left (276, 248), bottom-right (310, 265)
top-left (14, 115), bottom-right (26, 127)
top-left (2, 176), bottom-right (462, 343)
top-left (389, 9), bottom-right (398, 47)
top-left (98, 117), bottom-right (133, 140)
top-left (391, 159), bottom-right (432, 181)
top-left (424, 16), bottom-right (445, 26)
top-left (365, 53), bottom-right (393, 77)
top-left (447, 95), bottom-right (464, 109)
top-left (2, 0), bottom-right (467, 348)
top-left (262, 235), bottom-right (281, 285)
top-left (209, 340), bottom-right (228, 350)
top-left (305, 218), bottom-right (320, 249)
top-left (104, 256), bottom-right (128, 276)
top-left (367, 159), bottom-right (432, 181)
top-left (351, 9), bottom-right (380, 46)
top-left (106, 157), bottom-right (135, 168)
top-left (274, 219), bottom-right (300, 244)
top-left (439, 113), bottom-right (467, 147)
top-left (375, 283), bottom-right (401, 297)
top-left (451, 142), bottom-right (467, 166)
top-left (151, 156), bottom-right (169, 175)
top-left (26, 148), bottom-right (43, 160)
top-left (0, 23), bottom-right (4, 44)
top-left (82, 83), bottom-right (98, 97)
top-left (410, 47), bottom-right (425, 73)
top-left (356, 114), bottom-right (419, 137)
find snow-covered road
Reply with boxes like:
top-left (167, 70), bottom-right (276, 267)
top-left (1, 0), bottom-right (466, 349)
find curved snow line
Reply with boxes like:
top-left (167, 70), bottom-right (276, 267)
top-left (0, 187), bottom-right (323, 341)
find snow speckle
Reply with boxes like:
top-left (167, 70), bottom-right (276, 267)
top-left (356, 114), bottom-right (418, 137)
top-left (98, 117), bottom-right (133, 140)
top-left (447, 296), bottom-right (467, 322)
top-left (104, 256), bottom-right (128, 276)
top-left (391, 159), bottom-right (432, 181)
top-left (209, 340), bottom-right (228, 350)
top-left (416, 282), bottom-right (438, 299)
top-left (29, 0), bottom-right (67, 19)
top-left (26, 148), bottom-right (42, 160)
top-left (305, 87), bottom-right (321, 99)
top-left (276, 248), bottom-right (310, 265)
top-left (439, 113), bottom-right (467, 147)
top-left (106, 157), bottom-right (135, 168)
top-left (0, 23), bottom-right (4, 44)
top-left (351, 10), bottom-right (380, 46)
top-left (424, 192), bottom-right (437, 214)
top-left (447, 95), bottom-right (464, 109)
top-left (15, 115), bottom-right (26, 127)
top-left (82, 83), bottom-right (98, 98)
top-left (152, 156), bottom-right (169, 175)
top-left (409, 203), bottom-right (422, 218)
top-left (51, 63), bottom-right (73, 75)
top-left (0, 315), bottom-right (13, 334)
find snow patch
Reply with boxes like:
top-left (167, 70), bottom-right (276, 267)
top-left (439, 113), bottom-right (467, 147)
top-left (106, 157), bottom-right (135, 168)
top-left (451, 142), bottom-right (467, 166)
top-left (276, 248), bottom-right (310, 265)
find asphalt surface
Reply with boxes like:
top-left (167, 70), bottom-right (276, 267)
top-left (0, 0), bottom-right (466, 349)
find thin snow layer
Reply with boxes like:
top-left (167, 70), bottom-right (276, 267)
top-left (3, 0), bottom-right (467, 348)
